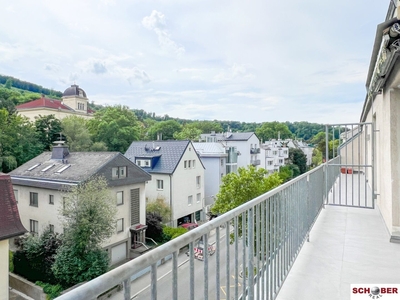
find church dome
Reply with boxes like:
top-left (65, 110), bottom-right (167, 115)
top-left (62, 84), bottom-right (87, 98)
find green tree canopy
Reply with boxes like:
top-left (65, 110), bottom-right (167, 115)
top-left (53, 176), bottom-right (117, 287)
top-left (34, 114), bottom-right (63, 151)
top-left (147, 119), bottom-right (182, 140)
top-left (0, 109), bottom-right (43, 172)
top-left (88, 105), bottom-right (140, 152)
top-left (146, 197), bottom-right (171, 223)
top-left (255, 122), bottom-right (293, 142)
top-left (173, 124), bottom-right (202, 140)
top-left (211, 166), bottom-right (282, 215)
top-left (288, 148), bottom-right (307, 174)
top-left (61, 116), bottom-right (93, 151)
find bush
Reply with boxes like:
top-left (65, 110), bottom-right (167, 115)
top-left (162, 226), bottom-right (188, 242)
top-left (36, 282), bottom-right (63, 300)
top-left (52, 246), bottom-right (109, 288)
top-left (9, 250), bottom-right (13, 272)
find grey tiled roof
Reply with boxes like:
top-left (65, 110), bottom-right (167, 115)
top-left (125, 140), bottom-right (198, 174)
top-left (9, 151), bottom-right (151, 190)
top-left (10, 152), bottom-right (119, 182)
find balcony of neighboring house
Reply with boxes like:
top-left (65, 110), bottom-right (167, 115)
top-left (251, 159), bottom-right (261, 166)
top-left (250, 148), bottom-right (260, 154)
top-left (56, 127), bottom-right (398, 300)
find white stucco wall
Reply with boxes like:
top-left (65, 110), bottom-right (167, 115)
top-left (201, 156), bottom-right (224, 206)
top-left (0, 239), bottom-right (8, 300)
top-left (13, 182), bottom-right (146, 254)
top-left (171, 145), bottom-right (204, 224)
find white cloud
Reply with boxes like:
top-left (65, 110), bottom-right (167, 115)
top-left (142, 10), bottom-right (185, 56)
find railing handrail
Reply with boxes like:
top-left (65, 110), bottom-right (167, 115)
top-left (56, 160), bottom-right (333, 300)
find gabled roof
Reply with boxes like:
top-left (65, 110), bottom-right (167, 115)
top-left (125, 140), bottom-right (203, 174)
top-left (10, 151), bottom-right (150, 190)
top-left (16, 96), bottom-right (74, 111)
top-left (0, 173), bottom-right (27, 241)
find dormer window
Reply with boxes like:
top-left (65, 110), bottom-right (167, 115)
top-left (112, 166), bottom-right (127, 179)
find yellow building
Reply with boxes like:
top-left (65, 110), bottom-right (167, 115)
top-left (16, 84), bottom-right (94, 121)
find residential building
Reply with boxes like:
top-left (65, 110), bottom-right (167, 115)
top-left (16, 84), bottom-right (94, 121)
top-left (261, 139), bottom-right (289, 174)
top-left (359, 2), bottom-right (400, 242)
top-left (200, 131), bottom-right (262, 171)
top-left (0, 173), bottom-right (26, 300)
top-left (192, 142), bottom-right (227, 212)
top-left (9, 144), bottom-right (151, 265)
top-left (125, 140), bottom-right (205, 226)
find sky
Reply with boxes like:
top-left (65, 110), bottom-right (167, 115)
top-left (0, 0), bottom-right (389, 124)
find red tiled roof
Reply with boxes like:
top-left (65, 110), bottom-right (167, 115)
top-left (0, 173), bottom-right (26, 241)
top-left (16, 96), bottom-right (74, 111)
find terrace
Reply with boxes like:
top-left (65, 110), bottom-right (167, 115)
top-left (56, 125), bottom-right (400, 300)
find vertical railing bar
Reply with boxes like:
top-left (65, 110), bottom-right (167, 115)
top-left (261, 201), bottom-right (266, 300)
top-left (248, 207), bottom-right (254, 300)
top-left (256, 204), bottom-right (260, 300)
top-left (371, 122), bottom-right (375, 209)
top-left (151, 264), bottom-right (157, 300)
top-left (189, 241), bottom-right (195, 300)
top-left (325, 125), bottom-right (329, 205)
top-left (364, 124), bottom-right (368, 208)
top-left (204, 233), bottom-right (209, 300)
top-left (358, 125), bottom-right (361, 207)
top-left (267, 198), bottom-right (271, 300)
top-left (172, 251), bottom-right (178, 300)
top-left (123, 278), bottom-right (130, 300)
top-left (234, 216), bottom-right (239, 300)
top-left (242, 211), bottom-right (247, 299)
top-left (351, 124), bottom-right (354, 206)
top-left (216, 227), bottom-right (220, 300)
top-left (226, 222), bottom-right (230, 300)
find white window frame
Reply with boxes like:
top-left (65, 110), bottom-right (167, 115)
top-left (30, 192), bottom-right (38, 207)
top-left (117, 218), bottom-right (124, 233)
top-left (49, 194), bottom-right (54, 205)
top-left (116, 191), bottom-right (124, 205)
top-left (188, 195), bottom-right (193, 206)
top-left (196, 176), bottom-right (201, 188)
top-left (30, 219), bottom-right (38, 234)
top-left (196, 193), bottom-right (201, 203)
top-left (157, 179), bottom-right (164, 190)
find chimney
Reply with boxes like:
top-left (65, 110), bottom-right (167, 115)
top-left (51, 142), bottom-right (70, 161)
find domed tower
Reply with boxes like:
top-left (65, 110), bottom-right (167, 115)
top-left (62, 84), bottom-right (89, 113)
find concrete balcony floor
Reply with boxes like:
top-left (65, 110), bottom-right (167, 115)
top-left (276, 205), bottom-right (400, 300)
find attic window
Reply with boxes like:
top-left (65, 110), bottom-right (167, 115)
top-left (28, 163), bottom-right (41, 171)
top-left (41, 164), bottom-right (55, 172)
top-left (56, 165), bottom-right (71, 173)
top-left (154, 146), bottom-right (161, 151)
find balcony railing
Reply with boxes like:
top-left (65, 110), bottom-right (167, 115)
top-left (250, 148), bottom-right (260, 154)
top-left (56, 157), bottom-right (341, 300)
top-left (251, 159), bottom-right (261, 166)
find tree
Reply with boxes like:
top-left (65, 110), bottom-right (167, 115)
top-left (35, 114), bottom-right (63, 151)
top-left (255, 122), bottom-right (293, 142)
top-left (0, 109), bottom-right (43, 172)
top-left (5, 78), bottom-right (12, 89)
top-left (288, 148), bottom-right (307, 174)
top-left (173, 124), bottom-right (202, 140)
top-left (146, 212), bottom-right (164, 243)
top-left (277, 165), bottom-right (293, 182)
top-left (52, 176), bottom-right (117, 287)
top-left (88, 105), bottom-right (140, 152)
top-left (147, 120), bottom-right (182, 140)
top-left (146, 197), bottom-right (171, 223)
top-left (211, 166), bottom-right (282, 215)
top-left (61, 116), bottom-right (93, 151)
